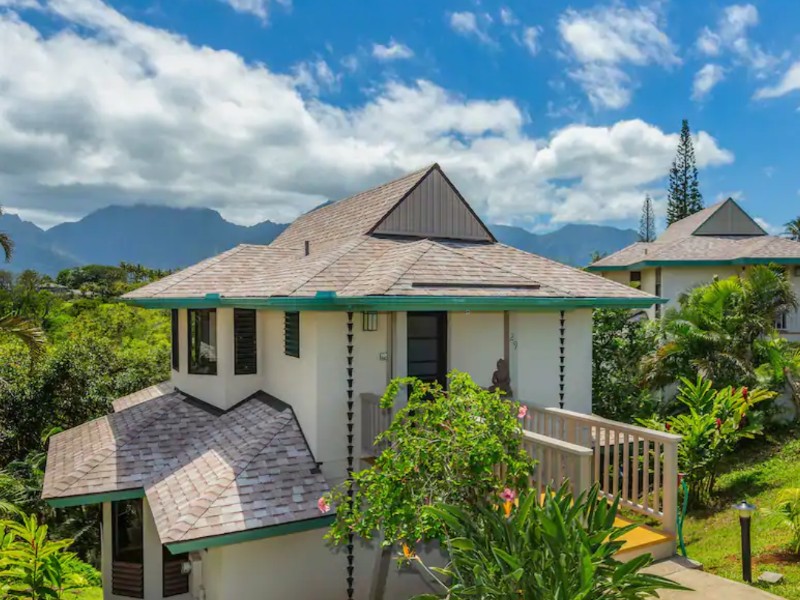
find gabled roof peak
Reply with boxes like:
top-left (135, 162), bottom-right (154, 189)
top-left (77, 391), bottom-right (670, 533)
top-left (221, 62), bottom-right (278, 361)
top-left (657, 197), bottom-right (766, 243)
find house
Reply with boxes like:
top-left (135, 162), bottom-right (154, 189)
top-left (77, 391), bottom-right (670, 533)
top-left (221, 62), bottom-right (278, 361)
top-left (588, 198), bottom-right (800, 340)
top-left (41, 164), bottom-right (678, 600)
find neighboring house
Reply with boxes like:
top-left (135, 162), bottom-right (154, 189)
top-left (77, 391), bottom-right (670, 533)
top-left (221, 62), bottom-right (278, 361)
top-left (41, 164), bottom-right (676, 600)
top-left (588, 198), bottom-right (800, 340)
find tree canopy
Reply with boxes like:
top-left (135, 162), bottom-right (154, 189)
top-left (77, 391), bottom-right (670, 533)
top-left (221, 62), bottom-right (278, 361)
top-left (666, 119), bottom-right (703, 226)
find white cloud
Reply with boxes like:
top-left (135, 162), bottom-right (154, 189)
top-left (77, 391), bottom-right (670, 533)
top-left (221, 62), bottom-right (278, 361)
top-left (499, 7), bottom-right (517, 26)
top-left (557, 5), bottom-right (679, 109)
top-left (448, 11), bottom-right (494, 45)
top-left (292, 59), bottom-right (338, 95)
top-left (755, 61), bottom-right (800, 99)
top-left (692, 64), bottom-right (726, 100)
top-left (755, 217), bottom-right (782, 236)
top-left (0, 0), bottom-right (733, 230)
top-left (372, 39), bottom-right (413, 61)
top-left (697, 4), bottom-right (781, 77)
top-left (521, 26), bottom-right (541, 56)
top-left (218, 0), bottom-right (287, 21)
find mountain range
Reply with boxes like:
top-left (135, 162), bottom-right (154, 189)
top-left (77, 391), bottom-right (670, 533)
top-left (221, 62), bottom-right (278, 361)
top-left (0, 205), bottom-right (638, 276)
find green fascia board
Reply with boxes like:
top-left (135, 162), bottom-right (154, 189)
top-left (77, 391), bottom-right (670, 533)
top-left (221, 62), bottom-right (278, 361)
top-left (46, 488), bottom-right (144, 508)
top-left (126, 295), bottom-right (665, 311)
top-left (587, 257), bottom-right (800, 272)
top-left (165, 515), bottom-right (335, 554)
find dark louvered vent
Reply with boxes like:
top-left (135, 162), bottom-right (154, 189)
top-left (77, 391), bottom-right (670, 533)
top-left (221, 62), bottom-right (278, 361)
top-left (162, 547), bottom-right (190, 597)
top-left (284, 312), bottom-right (300, 358)
top-left (234, 309), bottom-right (258, 375)
top-left (171, 310), bottom-right (179, 371)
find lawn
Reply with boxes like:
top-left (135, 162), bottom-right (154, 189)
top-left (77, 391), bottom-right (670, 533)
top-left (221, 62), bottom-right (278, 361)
top-left (64, 588), bottom-right (102, 600)
top-left (682, 424), bottom-right (800, 598)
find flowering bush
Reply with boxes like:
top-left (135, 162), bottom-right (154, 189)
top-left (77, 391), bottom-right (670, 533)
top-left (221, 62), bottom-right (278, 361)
top-left (410, 484), bottom-right (687, 600)
top-left (324, 371), bottom-right (534, 549)
top-left (639, 375), bottom-right (775, 506)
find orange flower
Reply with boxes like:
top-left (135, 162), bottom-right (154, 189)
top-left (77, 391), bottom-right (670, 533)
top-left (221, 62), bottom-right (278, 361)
top-left (402, 543), bottom-right (416, 559)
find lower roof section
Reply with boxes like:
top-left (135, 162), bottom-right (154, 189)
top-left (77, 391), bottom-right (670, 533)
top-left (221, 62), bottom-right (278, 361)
top-left (42, 384), bottom-right (330, 550)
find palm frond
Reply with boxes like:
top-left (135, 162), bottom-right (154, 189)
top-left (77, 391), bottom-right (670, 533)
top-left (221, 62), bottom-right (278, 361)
top-left (0, 314), bottom-right (46, 360)
top-left (0, 232), bottom-right (12, 263)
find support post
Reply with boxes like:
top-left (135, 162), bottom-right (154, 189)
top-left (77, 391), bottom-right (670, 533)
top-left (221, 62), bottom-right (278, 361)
top-left (662, 438), bottom-right (678, 537)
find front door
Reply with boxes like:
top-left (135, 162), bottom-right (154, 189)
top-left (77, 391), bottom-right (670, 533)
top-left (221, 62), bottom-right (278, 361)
top-left (407, 312), bottom-right (448, 387)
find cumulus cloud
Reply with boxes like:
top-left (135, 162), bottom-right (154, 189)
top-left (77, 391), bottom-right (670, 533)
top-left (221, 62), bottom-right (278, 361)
top-left (755, 61), bottom-right (800, 99)
top-left (692, 64), bottom-right (726, 100)
top-left (218, 0), bottom-right (288, 22)
top-left (521, 26), bottom-right (541, 56)
top-left (558, 5), bottom-right (680, 109)
top-left (697, 4), bottom-right (781, 77)
top-left (0, 0), bottom-right (733, 230)
top-left (448, 11), bottom-right (494, 45)
top-left (372, 39), bottom-right (413, 61)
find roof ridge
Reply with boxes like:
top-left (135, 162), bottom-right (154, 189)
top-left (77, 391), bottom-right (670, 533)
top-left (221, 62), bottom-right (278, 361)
top-left (436, 242), bottom-right (558, 290)
top-left (161, 412), bottom-right (295, 543)
top-left (364, 239), bottom-right (434, 295)
top-left (281, 236), bottom-right (370, 295)
top-left (338, 238), bottom-right (432, 297)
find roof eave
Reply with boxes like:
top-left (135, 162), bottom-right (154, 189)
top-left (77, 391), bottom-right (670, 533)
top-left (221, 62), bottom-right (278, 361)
top-left (587, 257), bottom-right (800, 272)
top-left (45, 487), bottom-right (145, 509)
top-left (124, 294), bottom-right (665, 311)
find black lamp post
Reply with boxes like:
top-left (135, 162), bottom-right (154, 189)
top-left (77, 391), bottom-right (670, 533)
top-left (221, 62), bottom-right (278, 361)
top-left (733, 501), bottom-right (756, 583)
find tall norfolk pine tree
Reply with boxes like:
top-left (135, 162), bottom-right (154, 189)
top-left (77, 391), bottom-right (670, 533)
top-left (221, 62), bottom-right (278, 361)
top-left (666, 119), bottom-right (704, 226)
top-left (639, 194), bottom-right (656, 242)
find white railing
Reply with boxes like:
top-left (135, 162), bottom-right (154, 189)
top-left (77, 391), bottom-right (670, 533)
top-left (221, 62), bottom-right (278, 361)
top-left (361, 393), bottom-right (393, 458)
top-left (521, 430), bottom-right (593, 498)
top-left (523, 404), bottom-right (681, 534)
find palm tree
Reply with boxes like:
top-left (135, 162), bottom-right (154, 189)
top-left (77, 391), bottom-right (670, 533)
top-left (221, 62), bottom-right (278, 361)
top-left (786, 217), bottom-right (800, 242)
top-left (0, 206), bottom-right (45, 359)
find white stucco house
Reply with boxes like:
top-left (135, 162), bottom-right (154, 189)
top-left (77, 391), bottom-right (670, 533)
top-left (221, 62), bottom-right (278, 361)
top-left (588, 198), bottom-right (800, 340)
top-left (42, 164), bottom-right (679, 600)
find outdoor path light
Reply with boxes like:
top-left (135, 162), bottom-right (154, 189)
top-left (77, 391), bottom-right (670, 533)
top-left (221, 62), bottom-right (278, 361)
top-left (733, 501), bottom-right (757, 583)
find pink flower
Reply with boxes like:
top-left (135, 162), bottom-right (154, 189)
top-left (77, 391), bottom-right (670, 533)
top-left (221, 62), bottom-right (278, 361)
top-left (317, 496), bottom-right (331, 514)
top-left (517, 405), bottom-right (528, 419)
top-left (742, 387), bottom-right (749, 401)
top-left (665, 422), bottom-right (671, 431)
top-left (715, 418), bottom-right (722, 431)
top-left (499, 488), bottom-right (517, 503)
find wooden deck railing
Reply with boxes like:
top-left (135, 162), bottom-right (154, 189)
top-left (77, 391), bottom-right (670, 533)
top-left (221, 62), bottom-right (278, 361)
top-left (522, 430), bottom-right (593, 497)
top-left (522, 404), bottom-right (681, 534)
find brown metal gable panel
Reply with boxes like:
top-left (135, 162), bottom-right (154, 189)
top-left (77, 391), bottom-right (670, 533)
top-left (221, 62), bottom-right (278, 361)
top-left (692, 198), bottom-right (767, 237)
top-left (369, 165), bottom-right (496, 242)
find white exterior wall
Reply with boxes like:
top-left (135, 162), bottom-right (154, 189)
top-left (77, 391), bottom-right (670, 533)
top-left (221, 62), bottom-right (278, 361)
top-left (603, 271), bottom-right (630, 287)
top-left (101, 500), bottom-right (191, 600)
top-left (203, 530), bottom-right (446, 600)
top-left (448, 311), bottom-right (504, 388)
top-left (508, 309), bottom-right (592, 414)
top-left (661, 266), bottom-right (742, 312)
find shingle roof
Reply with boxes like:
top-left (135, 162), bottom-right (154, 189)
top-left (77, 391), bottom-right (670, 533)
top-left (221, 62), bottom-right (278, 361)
top-left (43, 385), bottom-right (329, 546)
top-left (591, 199), bottom-right (800, 269)
top-left (124, 164), bottom-right (654, 303)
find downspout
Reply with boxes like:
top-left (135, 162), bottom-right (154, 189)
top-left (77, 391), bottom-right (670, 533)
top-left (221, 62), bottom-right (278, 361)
top-left (346, 312), bottom-right (355, 600)
top-left (559, 310), bottom-right (566, 409)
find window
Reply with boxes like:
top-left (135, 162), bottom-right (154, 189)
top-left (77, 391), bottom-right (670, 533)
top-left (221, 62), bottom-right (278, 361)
top-left (162, 547), bottom-right (190, 597)
top-left (629, 271), bottom-right (642, 288)
top-left (776, 312), bottom-right (788, 331)
top-left (188, 309), bottom-right (217, 375)
top-left (284, 312), bottom-right (300, 358)
top-left (171, 310), bottom-right (179, 371)
top-left (234, 309), bottom-right (257, 375)
top-left (407, 312), bottom-right (448, 387)
top-left (112, 499), bottom-right (144, 598)
top-left (794, 266), bottom-right (800, 278)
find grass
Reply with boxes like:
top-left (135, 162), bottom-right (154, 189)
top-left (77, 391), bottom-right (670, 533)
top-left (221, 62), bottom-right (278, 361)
top-left (64, 588), bottom-right (102, 600)
top-left (682, 424), bottom-right (800, 598)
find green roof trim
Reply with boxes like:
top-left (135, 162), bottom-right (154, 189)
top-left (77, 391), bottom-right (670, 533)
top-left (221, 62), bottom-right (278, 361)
top-left (46, 488), bottom-right (145, 509)
top-left (587, 257), bottom-right (800, 273)
top-left (165, 515), bottom-right (335, 554)
top-left (126, 294), bottom-right (664, 312)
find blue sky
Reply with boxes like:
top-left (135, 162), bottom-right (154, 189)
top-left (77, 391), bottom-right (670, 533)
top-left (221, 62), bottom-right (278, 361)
top-left (1, 0), bottom-right (799, 234)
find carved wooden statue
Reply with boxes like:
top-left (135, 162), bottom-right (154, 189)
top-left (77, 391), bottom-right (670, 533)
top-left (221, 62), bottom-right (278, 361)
top-left (489, 358), bottom-right (512, 397)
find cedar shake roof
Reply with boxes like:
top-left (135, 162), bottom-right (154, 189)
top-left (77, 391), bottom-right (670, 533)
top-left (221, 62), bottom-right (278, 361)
top-left (590, 199), bottom-right (800, 270)
top-left (43, 385), bottom-right (329, 547)
top-left (125, 165), bottom-right (654, 303)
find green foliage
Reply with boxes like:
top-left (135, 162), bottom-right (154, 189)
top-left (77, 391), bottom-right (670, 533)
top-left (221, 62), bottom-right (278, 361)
top-left (785, 217), bottom-right (800, 242)
top-left (592, 309), bottom-right (658, 421)
top-left (412, 484), bottom-right (687, 600)
top-left (0, 510), bottom-right (98, 599)
top-left (325, 372), bottom-right (534, 547)
top-left (55, 263), bottom-right (170, 298)
top-left (774, 488), bottom-right (800, 554)
top-left (639, 375), bottom-right (775, 506)
top-left (666, 119), bottom-right (703, 226)
top-left (644, 265), bottom-right (799, 389)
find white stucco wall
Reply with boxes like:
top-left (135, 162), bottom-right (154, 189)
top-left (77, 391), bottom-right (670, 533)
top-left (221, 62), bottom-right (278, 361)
top-left (448, 311), bottom-right (504, 388)
top-left (509, 309), bottom-right (592, 414)
top-left (203, 529), bottom-right (446, 600)
top-left (661, 266), bottom-right (742, 312)
top-left (101, 499), bottom-right (191, 600)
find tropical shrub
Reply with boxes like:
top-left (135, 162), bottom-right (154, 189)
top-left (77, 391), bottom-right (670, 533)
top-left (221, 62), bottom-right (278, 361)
top-left (325, 371), bottom-right (534, 548)
top-left (411, 484), bottom-right (687, 600)
top-left (639, 375), bottom-right (775, 505)
top-left (0, 510), bottom-right (97, 599)
top-left (774, 488), bottom-right (800, 554)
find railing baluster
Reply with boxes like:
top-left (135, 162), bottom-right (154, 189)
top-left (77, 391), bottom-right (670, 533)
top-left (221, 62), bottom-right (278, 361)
top-left (621, 430), bottom-right (630, 503)
top-left (642, 439), bottom-right (650, 513)
top-left (632, 435), bottom-right (640, 507)
top-left (654, 440), bottom-right (662, 515)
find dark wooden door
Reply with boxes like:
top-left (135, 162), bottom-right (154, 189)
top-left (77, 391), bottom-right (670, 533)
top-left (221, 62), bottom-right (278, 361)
top-left (407, 312), bottom-right (448, 387)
